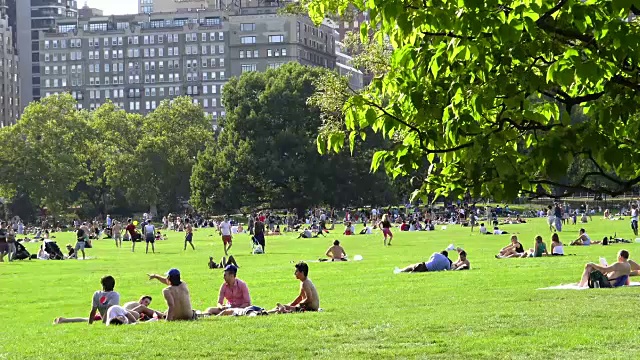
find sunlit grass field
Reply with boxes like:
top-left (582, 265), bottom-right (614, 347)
top-left (1, 216), bottom-right (640, 359)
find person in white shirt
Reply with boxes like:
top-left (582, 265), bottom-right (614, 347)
top-left (479, 223), bottom-right (488, 234)
top-left (143, 220), bottom-right (156, 254)
top-left (219, 217), bottom-right (233, 256)
top-left (106, 305), bottom-right (137, 326)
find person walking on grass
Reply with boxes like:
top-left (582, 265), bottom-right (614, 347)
top-left (219, 216), bottom-right (233, 256)
top-left (7, 228), bottom-right (16, 262)
top-left (379, 214), bottom-right (393, 246)
top-left (631, 203), bottom-right (638, 237)
top-left (74, 223), bottom-right (87, 260)
top-left (184, 218), bottom-right (195, 250)
top-left (0, 221), bottom-right (8, 262)
top-left (143, 220), bottom-right (156, 254)
top-left (125, 218), bottom-right (141, 252)
top-left (112, 220), bottom-right (122, 248)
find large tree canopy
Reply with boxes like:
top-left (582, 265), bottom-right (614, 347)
top-left (307, 0), bottom-right (640, 201)
top-left (190, 63), bottom-right (399, 215)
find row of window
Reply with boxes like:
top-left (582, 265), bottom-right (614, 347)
top-left (50, 32), bottom-right (227, 50)
top-left (43, 71), bottom-right (227, 88)
top-left (239, 48), bottom-right (290, 59)
top-left (240, 35), bottom-right (285, 44)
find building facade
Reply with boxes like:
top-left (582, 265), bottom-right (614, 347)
top-left (16, 0), bottom-right (78, 110)
top-left (0, 16), bottom-right (20, 125)
top-left (39, 5), bottom-right (335, 121)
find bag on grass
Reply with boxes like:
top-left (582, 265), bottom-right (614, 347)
top-left (588, 270), bottom-right (611, 288)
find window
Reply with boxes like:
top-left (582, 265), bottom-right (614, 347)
top-left (45, 53), bottom-right (50, 62)
top-left (240, 23), bottom-right (255, 32)
top-left (212, 85), bottom-right (217, 94)
top-left (202, 33), bottom-right (207, 42)
top-left (44, 41), bottom-right (50, 49)
top-left (240, 50), bottom-right (245, 59)
top-left (62, 66), bottom-right (67, 75)
top-left (241, 36), bottom-right (256, 44)
top-left (267, 49), bottom-right (272, 57)
top-left (218, 32), bottom-right (224, 41)
top-left (173, 34), bottom-right (178, 42)
top-left (112, 37), bottom-right (117, 46)
top-left (144, 36), bottom-right (149, 44)
top-left (253, 50), bottom-right (259, 58)
top-left (168, 48), bottom-right (173, 56)
top-left (212, 98), bottom-right (217, 107)
top-left (159, 88), bottom-right (164, 96)
top-left (150, 35), bottom-right (154, 44)
top-left (220, 71), bottom-right (225, 80)
top-left (159, 48), bottom-right (163, 57)
top-left (247, 51), bottom-right (252, 59)
top-left (220, 59), bottom-right (225, 67)
top-left (105, 64), bottom-right (110, 72)
top-left (202, 46), bottom-right (207, 55)
top-left (145, 88), bottom-right (150, 96)
top-left (204, 99), bottom-right (208, 108)
top-left (219, 45), bottom-right (224, 54)
top-left (275, 49), bottom-right (280, 57)
top-left (45, 66), bottom-right (50, 75)
top-left (203, 85), bottom-right (208, 94)
top-left (269, 35), bottom-right (284, 43)
top-left (282, 48), bottom-right (287, 56)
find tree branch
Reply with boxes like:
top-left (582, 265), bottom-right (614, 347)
top-left (536, 0), bottom-right (569, 25)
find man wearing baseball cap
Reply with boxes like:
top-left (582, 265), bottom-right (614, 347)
top-left (205, 264), bottom-right (252, 316)
top-left (148, 268), bottom-right (196, 321)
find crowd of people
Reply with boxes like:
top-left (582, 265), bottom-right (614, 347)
top-left (54, 261), bottom-right (320, 325)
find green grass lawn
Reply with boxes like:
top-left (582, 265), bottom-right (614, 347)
top-left (2, 217), bottom-right (640, 359)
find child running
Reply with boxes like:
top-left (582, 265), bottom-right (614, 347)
top-left (379, 214), bottom-right (393, 246)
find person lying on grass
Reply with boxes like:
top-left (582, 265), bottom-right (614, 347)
top-left (205, 264), bottom-right (251, 316)
top-left (54, 275), bottom-right (120, 324)
top-left (578, 250), bottom-right (631, 288)
top-left (570, 228), bottom-right (601, 246)
top-left (208, 255), bottom-right (240, 269)
top-left (319, 240), bottom-right (347, 262)
top-left (495, 236), bottom-right (525, 258)
top-left (148, 269), bottom-right (196, 321)
top-left (268, 261), bottom-right (320, 314)
top-left (123, 295), bottom-right (165, 320)
top-left (398, 250), bottom-right (452, 272)
top-left (105, 305), bottom-right (139, 326)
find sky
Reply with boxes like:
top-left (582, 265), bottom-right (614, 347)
top-left (85, 0), bottom-right (138, 15)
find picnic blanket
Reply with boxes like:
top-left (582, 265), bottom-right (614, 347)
top-left (538, 282), bottom-right (640, 290)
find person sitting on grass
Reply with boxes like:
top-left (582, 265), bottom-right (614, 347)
top-left (495, 236), bottom-right (525, 258)
top-left (570, 228), bottom-right (601, 246)
top-left (578, 250), bottom-right (631, 288)
top-left (268, 262), bottom-right (320, 313)
top-left (450, 248), bottom-right (470, 270)
top-left (54, 275), bottom-right (120, 324)
top-left (523, 236), bottom-right (549, 258)
top-left (319, 240), bottom-right (347, 262)
top-left (65, 244), bottom-right (76, 259)
top-left (550, 233), bottom-right (564, 255)
top-left (147, 269), bottom-right (196, 321)
top-left (397, 250), bottom-right (452, 273)
top-left (123, 295), bottom-right (165, 321)
top-left (343, 222), bottom-right (355, 236)
top-left (205, 265), bottom-right (251, 316)
top-left (208, 255), bottom-right (239, 269)
top-left (479, 223), bottom-right (488, 234)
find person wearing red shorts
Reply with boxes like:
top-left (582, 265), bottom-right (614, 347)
top-left (378, 214), bottom-right (393, 246)
top-left (219, 216), bottom-right (233, 256)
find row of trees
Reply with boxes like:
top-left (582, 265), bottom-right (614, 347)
top-left (0, 95), bottom-right (212, 221)
top-left (0, 64), bottom-right (409, 221)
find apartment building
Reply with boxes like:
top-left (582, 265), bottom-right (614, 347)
top-left (39, 5), bottom-right (335, 121)
top-left (16, 0), bottom-right (78, 109)
top-left (0, 16), bottom-right (20, 126)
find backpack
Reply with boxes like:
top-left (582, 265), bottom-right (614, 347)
top-left (602, 237), bottom-right (609, 246)
top-left (588, 270), bottom-right (610, 288)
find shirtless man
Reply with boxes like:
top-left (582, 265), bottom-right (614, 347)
top-left (321, 240), bottom-right (347, 261)
top-left (184, 218), bottom-right (195, 250)
top-left (123, 295), bottom-right (165, 320)
top-left (269, 261), bottom-right (320, 313)
top-left (112, 220), bottom-right (122, 248)
top-left (451, 248), bottom-right (470, 270)
top-left (147, 269), bottom-right (196, 321)
top-left (578, 250), bottom-right (631, 288)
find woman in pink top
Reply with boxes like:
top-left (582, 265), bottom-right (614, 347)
top-left (205, 265), bottom-right (251, 315)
